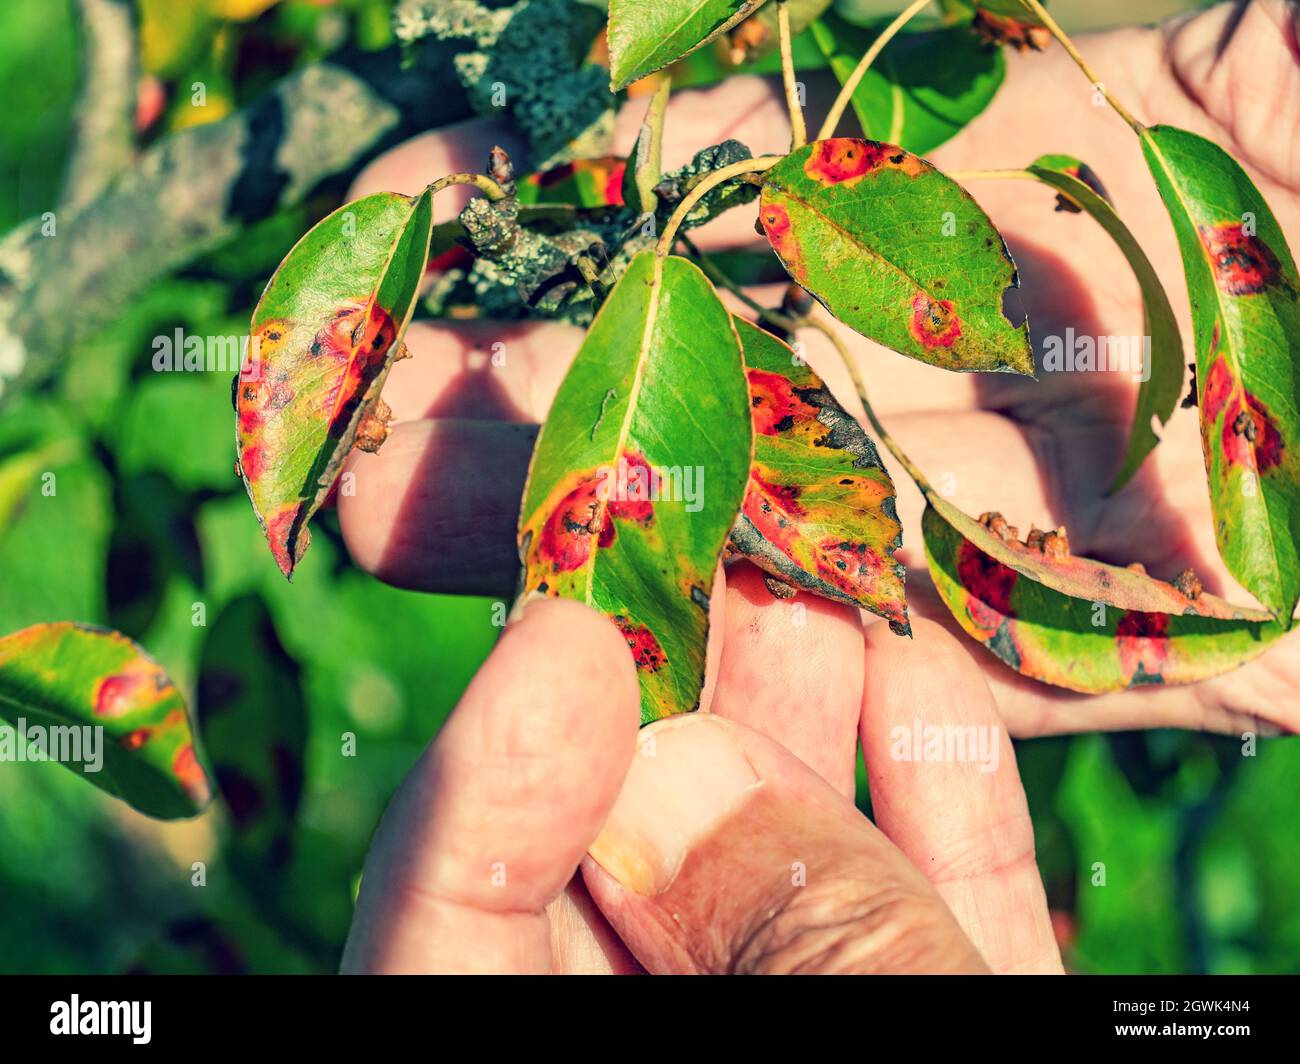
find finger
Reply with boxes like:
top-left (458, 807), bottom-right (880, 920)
top-left (583, 713), bottom-right (987, 974)
top-left (382, 319), bottom-right (583, 424)
top-left (859, 617), bottom-right (1062, 974)
top-left (342, 598), bottom-right (640, 973)
top-left (340, 418), bottom-right (537, 597)
top-left (711, 561), bottom-right (863, 797)
top-left (906, 566), bottom-right (1300, 737)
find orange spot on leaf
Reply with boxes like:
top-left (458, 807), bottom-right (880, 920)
top-left (909, 292), bottom-right (962, 349)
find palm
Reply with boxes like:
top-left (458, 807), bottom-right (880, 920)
top-left (340, 1), bottom-right (1300, 736)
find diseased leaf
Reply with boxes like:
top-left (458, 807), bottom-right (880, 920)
top-left (969, 0), bottom-right (1051, 51)
top-left (518, 157), bottom-right (627, 208)
top-left (728, 318), bottom-right (908, 631)
top-left (1140, 124), bottom-right (1300, 626)
top-left (923, 504), bottom-right (1285, 692)
top-left (1025, 154), bottom-right (1183, 492)
top-left (760, 139), bottom-right (1032, 374)
top-left (608, 0), bottom-right (768, 90)
top-left (810, 13), bottom-right (1004, 154)
top-left (518, 252), bottom-right (753, 722)
top-left (0, 623), bottom-right (212, 818)
top-left (237, 188), bottom-right (434, 579)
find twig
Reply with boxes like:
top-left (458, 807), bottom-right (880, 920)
top-left (0, 39), bottom-right (474, 400)
top-left (427, 172), bottom-right (509, 200)
top-left (800, 315), bottom-right (932, 492)
top-left (62, 0), bottom-right (138, 207)
top-left (816, 0), bottom-right (932, 141)
top-left (1017, 0), bottom-right (1144, 134)
top-left (655, 156), bottom-right (781, 257)
top-left (777, 2), bottom-right (806, 151)
top-left (677, 234), bottom-right (792, 327)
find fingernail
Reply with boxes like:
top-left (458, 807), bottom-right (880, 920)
top-left (588, 715), bottom-right (761, 895)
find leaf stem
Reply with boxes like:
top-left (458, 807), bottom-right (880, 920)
top-left (815, 0), bottom-right (932, 141)
top-left (1016, 0), bottom-right (1144, 135)
top-left (426, 172), bottom-right (509, 201)
top-left (777, 1), bottom-right (806, 151)
top-left (945, 168), bottom-right (1034, 183)
top-left (655, 155), bottom-right (781, 257)
top-left (800, 316), bottom-right (933, 494)
top-left (678, 234), bottom-right (795, 327)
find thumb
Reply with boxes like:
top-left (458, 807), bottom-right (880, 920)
top-left (342, 597), bottom-right (640, 973)
top-left (582, 714), bottom-right (987, 975)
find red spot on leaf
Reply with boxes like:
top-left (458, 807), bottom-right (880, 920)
top-left (909, 292), bottom-right (962, 349)
top-left (95, 672), bottom-right (151, 718)
top-left (1202, 355), bottom-right (1285, 472)
top-left (265, 507), bottom-right (299, 578)
top-left (604, 161), bottom-right (627, 207)
top-left (536, 454), bottom-right (656, 572)
top-left (1198, 222), bottom-right (1281, 296)
top-left (742, 473), bottom-right (805, 557)
top-left (804, 139), bottom-right (890, 184)
top-left (816, 538), bottom-right (885, 599)
top-left (614, 617), bottom-right (666, 672)
top-left (760, 201), bottom-right (806, 284)
top-left (121, 728), bottom-right (150, 751)
top-left (1116, 611), bottom-right (1169, 682)
top-left (240, 444), bottom-right (265, 483)
top-left (956, 539), bottom-right (1018, 632)
top-left (173, 743), bottom-right (212, 806)
top-left (314, 301), bottom-right (398, 428)
top-left (747, 368), bottom-right (816, 435)
top-left (427, 244), bottom-right (473, 274)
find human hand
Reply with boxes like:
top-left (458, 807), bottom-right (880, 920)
top-left (337, 1), bottom-right (1300, 739)
top-left (341, 592), bottom-right (1062, 974)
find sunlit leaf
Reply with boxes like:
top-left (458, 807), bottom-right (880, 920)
top-left (1141, 125), bottom-right (1300, 626)
top-left (728, 318), bottom-right (908, 630)
top-left (760, 139), bottom-right (1032, 374)
top-left (0, 623), bottom-right (212, 818)
top-left (237, 188), bottom-right (434, 579)
top-left (810, 12), bottom-right (1004, 154)
top-left (518, 252), bottom-right (753, 722)
top-left (1024, 154), bottom-right (1183, 492)
top-left (922, 500), bottom-right (1285, 693)
top-left (608, 0), bottom-right (768, 90)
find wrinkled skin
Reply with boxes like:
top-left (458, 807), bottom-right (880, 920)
top-left (338, 4), bottom-right (1300, 972)
top-left (341, 1), bottom-right (1300, 738)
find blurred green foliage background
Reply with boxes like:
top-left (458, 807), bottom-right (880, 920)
top-left (0, 0), bottom-right (1295, 975)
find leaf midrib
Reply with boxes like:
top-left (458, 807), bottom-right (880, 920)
top-left (578, 255), bottom-right (666, 606)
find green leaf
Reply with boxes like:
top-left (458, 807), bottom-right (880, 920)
top-left (1024, 154), bottom-right (1184, 492)
top-left (623, 75), bottom-right (672, 215)
top-left (922, 502), bottom-right (1285, 693)
top-left (0, 623), bottom-right (212, 818)
top-left (728, 318), bottom-right (908, 631)
top-left (760, 139), bottom-right (1032, 374)
top-left (608, 0), bottom-right (768, 90)
top-left (518, 252), bottom-right (753, 722)
top-left (1140, 124), bottom-right (1300, 626)
top-left (810, 13), bottom-right (1004, 154)
top-left (198, 596), bottom-right (307, 877)
top-left (237, 188), bottom-right (434, 579)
